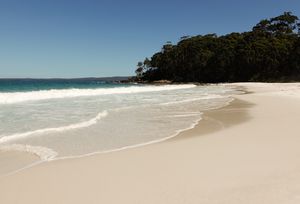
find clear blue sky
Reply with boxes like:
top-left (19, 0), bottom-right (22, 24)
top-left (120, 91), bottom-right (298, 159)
top-left (0, 0), bottom-right (299, 78)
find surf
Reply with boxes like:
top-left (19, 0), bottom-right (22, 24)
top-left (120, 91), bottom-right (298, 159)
top-left (0, 110), bottom-right (108, 144)
top-left (0, 84), bottom-right (196, 104)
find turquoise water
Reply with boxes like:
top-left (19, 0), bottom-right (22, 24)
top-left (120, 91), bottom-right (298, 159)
top-left (0, 78), bottom-right (130, 92)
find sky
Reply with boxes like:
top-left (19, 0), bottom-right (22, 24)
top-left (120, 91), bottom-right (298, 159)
top-left (0, 0), bottom-right (300, 78)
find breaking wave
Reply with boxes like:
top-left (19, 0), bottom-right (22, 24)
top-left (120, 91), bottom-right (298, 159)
top-left (0, 110), bottom-right (108, 144)
top-left (0, 84), bottom-right (196, 104)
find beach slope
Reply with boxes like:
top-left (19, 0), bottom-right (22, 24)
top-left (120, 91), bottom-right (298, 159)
top-left (1, 83), bottom-right (300, 204)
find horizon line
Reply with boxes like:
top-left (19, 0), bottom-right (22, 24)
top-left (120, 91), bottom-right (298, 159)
top-left (0, 76), bottom-right (132, 80)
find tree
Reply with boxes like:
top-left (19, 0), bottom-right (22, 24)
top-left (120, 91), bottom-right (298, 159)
top-left (135, 62), bottom-right (144, 79)
top-left (269, 11), bottom-right (299, 34)
top-left (136, 12), bottom-right (300, 83)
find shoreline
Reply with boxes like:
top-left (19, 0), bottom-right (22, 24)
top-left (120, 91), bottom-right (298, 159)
top-left (0, 85), bottom-right (240, 177)
top-left (1, 83), bottom-right (300, 203)
top-left (170, 97), bottom-right (253, 142)
top-left (50, 88), bottom-right (239, 161)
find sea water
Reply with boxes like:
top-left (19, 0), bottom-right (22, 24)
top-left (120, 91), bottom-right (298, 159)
top-left (0, 79), bottom-right (237, 162)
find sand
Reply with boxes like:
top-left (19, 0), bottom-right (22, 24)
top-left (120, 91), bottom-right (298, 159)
top-left (1, 83), bottom-right (300, 204)
top-left (0, 150), bottom-right (39, 176)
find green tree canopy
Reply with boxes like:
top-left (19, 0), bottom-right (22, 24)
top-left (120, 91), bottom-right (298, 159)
top-left (136, 12), bottom-right (300, 83)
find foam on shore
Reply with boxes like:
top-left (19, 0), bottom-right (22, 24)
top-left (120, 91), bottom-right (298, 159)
top-left (0, 110), bottom-right (108, 143)
top-left (0, 84), bottom-right (236, 176)
top-left (0, 144), bottom-right (58, 161)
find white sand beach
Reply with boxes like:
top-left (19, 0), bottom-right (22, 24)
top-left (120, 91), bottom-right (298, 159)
top-left (1, 83), bottom-right (300, 204)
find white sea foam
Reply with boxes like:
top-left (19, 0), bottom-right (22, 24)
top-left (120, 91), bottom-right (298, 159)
top-left (57, 97), bottom-right (236, 161)
top-left (0, 84), bottom-right (239, 178)
top-left (0, 84), bottom-right (196, 104)
top-left (56, 113), bottom-right (205, 161)
top-left (166, 113), bottom-right (201, 118)
top-left (0, 144), bottom-right (58, 161)
top-left (0, 110), bottom-right (108, 144)
top-left (0, 113), bottom-right (203, 177)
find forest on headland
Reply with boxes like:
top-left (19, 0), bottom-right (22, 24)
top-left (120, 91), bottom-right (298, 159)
top-left (135, 12), bottom-right (300, 83)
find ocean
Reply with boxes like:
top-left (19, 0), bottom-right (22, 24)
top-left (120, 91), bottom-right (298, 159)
top-left (0, 79), bottom-right (237, 164)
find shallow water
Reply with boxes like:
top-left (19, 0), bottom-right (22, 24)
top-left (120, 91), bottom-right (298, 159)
top-left (0, 81), bottom-right (237, 163)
